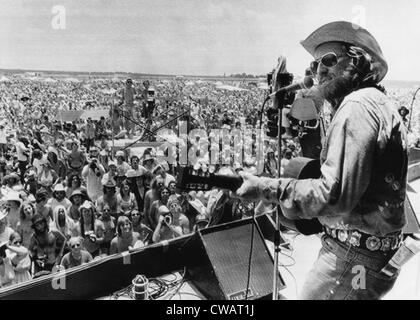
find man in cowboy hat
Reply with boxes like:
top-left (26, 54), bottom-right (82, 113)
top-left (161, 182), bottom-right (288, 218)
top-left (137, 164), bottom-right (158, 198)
top-left (234, 21), bottom-right (408, 300)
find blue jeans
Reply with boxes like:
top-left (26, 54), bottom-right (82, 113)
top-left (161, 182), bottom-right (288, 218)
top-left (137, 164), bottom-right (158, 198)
top-left (299, 235), bottom-right (399, 300)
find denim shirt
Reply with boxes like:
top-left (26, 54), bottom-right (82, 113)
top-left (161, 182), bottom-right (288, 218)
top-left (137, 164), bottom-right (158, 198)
top-left (279, 87), bottom-right (408, 237)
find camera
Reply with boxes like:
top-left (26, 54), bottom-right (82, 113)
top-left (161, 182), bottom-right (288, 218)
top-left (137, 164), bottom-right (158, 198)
top-left (85, 231), bottom-right (96, 243)
top-left (163, 214), bottom-right (172, 226)
top-left (0, 243), bottom-right (7, 259)
top-left (89, 160), bottom-right (101, 177)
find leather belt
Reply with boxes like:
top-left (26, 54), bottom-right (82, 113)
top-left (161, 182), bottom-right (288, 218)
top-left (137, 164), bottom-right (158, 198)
top-left (323, 225), bottom-right (403, 252)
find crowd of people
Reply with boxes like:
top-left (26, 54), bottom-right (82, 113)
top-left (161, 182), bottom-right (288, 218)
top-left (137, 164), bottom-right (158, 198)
top-left (0, 73), bottom-right (415, 289)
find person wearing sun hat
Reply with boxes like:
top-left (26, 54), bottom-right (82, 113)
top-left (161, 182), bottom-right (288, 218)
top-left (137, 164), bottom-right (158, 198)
top-left (4, 191), bottom-right (22, 230)
top-left (233, 21), bottom-right (407, 300)
top-left (0, 208), bottom-right (14, 244)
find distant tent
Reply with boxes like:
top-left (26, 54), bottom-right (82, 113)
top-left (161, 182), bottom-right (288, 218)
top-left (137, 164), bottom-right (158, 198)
top-left (54, 109), bottom-right (110, 122)
top-left (80, 109), bottom-right (109, 121)
top-left (54, 110), bottom-right (84, 122)
top-left (64, 77), bottom-right (81, 83)
top-left (216, 84), bottom-right (248, 92)
top-left (43, 78), bottom-right (57, 83)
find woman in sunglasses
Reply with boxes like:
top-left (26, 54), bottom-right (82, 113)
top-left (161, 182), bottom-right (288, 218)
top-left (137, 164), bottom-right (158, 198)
top-left (5, 232), bottom-right (31, 285)
top-left (60, 236), bottom-right (93, 270)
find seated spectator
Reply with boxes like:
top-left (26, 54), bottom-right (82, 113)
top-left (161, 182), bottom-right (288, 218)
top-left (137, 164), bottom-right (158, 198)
top-left (109, 216), bottom-right (144, 254)
top-left (115, 150), bottom-right (130, 176)
top-left (23, 168), bottom-right (38, 197)
top-left (130, 209), bottom-right (152, 246)
top-left (142, 153), bottom-right (156, 173)
top-left (28, 214), bottom-right (66, 275)
top-left (101, 160), bottom-right (117, 186)
top-left (98, 204), bottom-right (116, 255)
top-left (60, 236), bottom-right (93, 270)
top-left (16, 202), bottom-right (36, 248)
top-left (167, 198), bottom-right (190, 235)
top-left (37, 161), bottom-right (59, 195)
top-left (47, 183), bottom-right (72, 213)
top-left (35, 189), bottom-right (53, 223)
top-left (115, 168), bottom-right (127, 190)
top-left (79, 201), bottom-right (104, 258)
top-left (68, 188), bottom-right (86, 225)
top-left (96, 179), bottom-right (119, 219)
top-left (148, 186), bottom-right (170, 230)
top-left (4, 190), bottom-right (22, 230)
top-left (153, 163), bottom-right (175, 187)
top-left (66, 173), bottom-right (86, 199)
top-left (82, 157), bottom-right (105, 202)
top-left (0, 209), bottom-right (14, 245)
top-left (47, 146), bottom-right (67, 182)
top-left (66, 140), bottom-right (86, 177)
top-left (5, 232), bottom-right (32, 285)
top-left (117, 180), bottom-right (137, 216)
top-left (152, 206), bottom-right (184, 243)
top-left (50, 205), bottom-right (76, 243)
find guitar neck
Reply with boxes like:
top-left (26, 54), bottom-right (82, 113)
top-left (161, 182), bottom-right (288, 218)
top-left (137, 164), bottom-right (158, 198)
top-left (178, 167), bottom-right (243, 192)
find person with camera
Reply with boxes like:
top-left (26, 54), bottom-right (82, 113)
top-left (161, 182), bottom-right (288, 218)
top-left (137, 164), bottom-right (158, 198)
top-left (152, 205), bottom-right (183, 244)
top-left (109, 216), bottom-right (144, 254)
top-left (79, 200), bottom-right (104, 258)
top-left (233, 21), bottom-right (407, 300)
top-left (82, 151), bottom-right (105, 202)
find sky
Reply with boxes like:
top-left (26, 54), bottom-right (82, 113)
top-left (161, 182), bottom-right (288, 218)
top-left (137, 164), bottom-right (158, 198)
top-left (0, 0), bottom-right (418, 80)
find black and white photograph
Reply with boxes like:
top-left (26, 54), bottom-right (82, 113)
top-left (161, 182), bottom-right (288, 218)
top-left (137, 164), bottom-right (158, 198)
top-left (0, 0), bottom-right (420, 304)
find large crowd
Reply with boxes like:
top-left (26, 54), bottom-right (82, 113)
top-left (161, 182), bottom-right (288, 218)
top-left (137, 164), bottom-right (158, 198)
top-left (0, 74), bottom-right (415, 288)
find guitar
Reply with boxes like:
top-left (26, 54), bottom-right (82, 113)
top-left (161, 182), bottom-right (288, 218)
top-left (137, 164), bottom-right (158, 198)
top-left (177, 157), bottom-right (320, 192)
top-left (177, 158), bottom-right (323, 235)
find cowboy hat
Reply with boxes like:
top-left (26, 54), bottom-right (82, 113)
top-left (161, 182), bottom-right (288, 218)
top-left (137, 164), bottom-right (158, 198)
top-left (5, 191), bottom-right (22, 205)
top-left (69, 188), bottom-right (85, 201)
top-left (53, 183), bottom-right (66, 192)
top-left (300, 21), bottom-right (388, 83)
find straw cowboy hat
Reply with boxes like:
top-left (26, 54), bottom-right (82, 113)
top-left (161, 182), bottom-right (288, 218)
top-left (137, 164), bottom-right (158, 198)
top-left (301, 21), bottom-right (388, 82)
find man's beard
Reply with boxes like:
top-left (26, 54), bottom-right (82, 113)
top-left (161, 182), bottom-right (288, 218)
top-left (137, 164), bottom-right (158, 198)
top-left (319, 75), bottom-right (355, 110)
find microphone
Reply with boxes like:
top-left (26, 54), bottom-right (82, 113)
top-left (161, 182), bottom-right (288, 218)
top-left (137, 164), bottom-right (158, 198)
top-left (269, 76), bottom-right (314, 99)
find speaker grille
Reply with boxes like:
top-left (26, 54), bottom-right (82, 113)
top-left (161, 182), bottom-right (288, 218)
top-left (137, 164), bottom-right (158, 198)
top-left (201, 222), bottom-right (279, 300)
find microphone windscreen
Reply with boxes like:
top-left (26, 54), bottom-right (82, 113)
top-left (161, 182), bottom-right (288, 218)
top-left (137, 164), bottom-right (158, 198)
top-left (303, 76), bottom-right (314, 89)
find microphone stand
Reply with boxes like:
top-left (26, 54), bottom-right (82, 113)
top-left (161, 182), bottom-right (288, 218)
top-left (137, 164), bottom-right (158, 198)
top-left (271, 56), bottom-right (288, 301)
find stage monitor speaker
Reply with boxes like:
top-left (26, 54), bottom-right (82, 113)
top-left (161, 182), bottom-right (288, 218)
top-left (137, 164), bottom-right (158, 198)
top-left (184, 218), bottom-right (285, 300)
top-left (404, 196), bottom-right (420, 234)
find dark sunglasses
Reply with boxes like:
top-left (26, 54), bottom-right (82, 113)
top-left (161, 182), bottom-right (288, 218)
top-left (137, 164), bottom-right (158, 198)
top-left (71, 243), bottom-right (81, 248)
top-left (12, 240), bottom-right (22, 245)
top-left (310, 52), bottom-right (346, 74)
top-left (131, 213), bottom-right (140, 217)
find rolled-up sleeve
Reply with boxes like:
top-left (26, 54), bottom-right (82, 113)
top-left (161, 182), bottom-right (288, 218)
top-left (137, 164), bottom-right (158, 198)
top-left (278, 101), bottom-right (380, 220)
